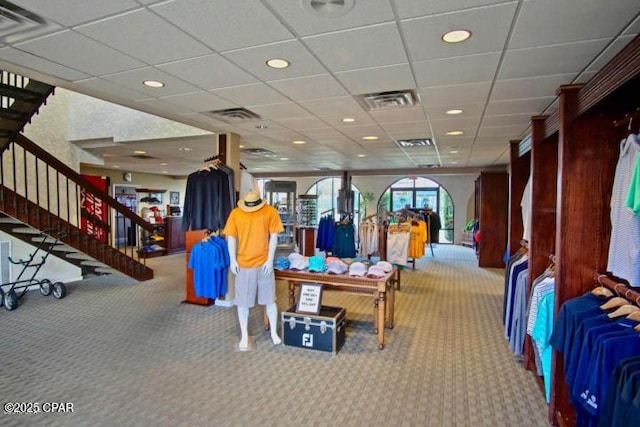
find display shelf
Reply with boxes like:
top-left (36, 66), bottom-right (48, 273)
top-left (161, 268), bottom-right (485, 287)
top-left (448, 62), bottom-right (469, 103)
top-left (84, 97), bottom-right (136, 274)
top-left (265, 180), bottom-right (296, 251)
top-left (297, 194), bottom-right (318, 228)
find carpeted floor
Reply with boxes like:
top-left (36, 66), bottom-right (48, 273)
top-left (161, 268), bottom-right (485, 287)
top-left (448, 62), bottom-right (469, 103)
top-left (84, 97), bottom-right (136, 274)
top-left (0, 245), bottom-right (549, 426)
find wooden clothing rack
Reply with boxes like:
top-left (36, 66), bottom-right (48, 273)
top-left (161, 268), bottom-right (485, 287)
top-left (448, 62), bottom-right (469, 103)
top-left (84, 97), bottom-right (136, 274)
top-left (594, 273), bottom-right (640, 306)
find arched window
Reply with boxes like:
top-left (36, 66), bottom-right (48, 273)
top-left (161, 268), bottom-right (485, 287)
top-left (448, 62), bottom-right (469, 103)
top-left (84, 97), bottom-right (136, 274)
top-left (377, 177), bottom-right (454, 243)
top-left (305, 177), bottom-right (361, 224)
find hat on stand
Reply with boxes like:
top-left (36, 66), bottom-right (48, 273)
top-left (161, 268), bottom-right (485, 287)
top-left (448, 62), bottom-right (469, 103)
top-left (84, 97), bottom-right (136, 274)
top-left (238, 190), bottom-right (266, 212)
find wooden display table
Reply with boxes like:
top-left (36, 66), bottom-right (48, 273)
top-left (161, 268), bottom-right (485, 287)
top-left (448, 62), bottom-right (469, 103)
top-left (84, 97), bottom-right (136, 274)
top-left (274, 268), bottom-right (399, 349)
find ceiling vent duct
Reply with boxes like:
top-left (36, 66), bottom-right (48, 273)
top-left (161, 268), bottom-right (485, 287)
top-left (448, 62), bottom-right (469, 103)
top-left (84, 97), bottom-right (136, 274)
top-left (418, 164), bottom-right (441, 168)
top-left (312, 166), bottom-right (333, 171)
top-left (204, 107), bottom-right (261, 123)
top-left (396, 138), bottom-right (433, 147)
top-left (302, 0), bottom-right (355, 17)
top-left (0, 1), bottom-right (54, 43)
top-left (130, 154), bottom-right (156, 160)
top-left (357, 89), bottom-right (418, 111)
top-left (241, 148), bottom-right (277, 157)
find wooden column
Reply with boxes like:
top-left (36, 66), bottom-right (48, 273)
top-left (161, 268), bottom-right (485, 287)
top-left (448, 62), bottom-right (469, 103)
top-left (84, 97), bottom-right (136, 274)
top-left (477, 171), bottom-right (508, 268)
top-left (523, 116), bottom-right (557, 375)
top-left (551, 85), bottom-right (619, 426)
top-left (508, 140), bottom-right (531, 255)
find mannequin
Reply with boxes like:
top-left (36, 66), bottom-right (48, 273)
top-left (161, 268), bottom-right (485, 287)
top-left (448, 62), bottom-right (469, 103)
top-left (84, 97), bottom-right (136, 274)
top-left (223, 190), bottom-right (284, 350)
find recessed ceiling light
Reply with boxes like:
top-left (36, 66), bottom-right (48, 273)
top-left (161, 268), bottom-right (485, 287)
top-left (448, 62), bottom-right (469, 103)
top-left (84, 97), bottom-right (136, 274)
top-left (160, 163), bottom-right (168, 166)
top-left (342, 117), bottom-right (355, 123)
top-left (239, 145), bottom-right (245, 148)
top-left (362, 135), bottom-right (379, 141)
top-left (357, 154), bottom-right (366, 157)
top-left (113, 165), bottom-right (120, 168)
top-left (133, 150), bottom-right (146, 154)
top-left (442, 29), bottom-right (472, 43)
top-left (280, 157), bottom-right (289, 161)
top-left (451, 161), bottom-right (458, 164)
top-left (266, 58), bottom-right (290, 69)
top-left (255, 124), bottom-right (268, 129)
top-left (446, 109), bottom-right (463, 115)
top-left (162, 171), bottom-right (169, 174)
top-left (143, 79), bottom-right (165, 88)
top-left (450, 150), bottom-right (459, 154)
top-left (292, 140), bottom-right (306, 145)
top-left (446, 131), bottom-right (464, 136)
top-left (178, 147), bottom-right (192, 152)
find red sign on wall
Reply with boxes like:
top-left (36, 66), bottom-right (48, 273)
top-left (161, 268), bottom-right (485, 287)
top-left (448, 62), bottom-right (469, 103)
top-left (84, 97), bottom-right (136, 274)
top-left (80, 175), bottom-right (108, 243)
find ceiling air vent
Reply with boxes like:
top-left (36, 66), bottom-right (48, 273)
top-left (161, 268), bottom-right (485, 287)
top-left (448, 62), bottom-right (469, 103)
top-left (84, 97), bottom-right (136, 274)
top-left (396, 138), bottom-right (433, 147)
top-left (130, 154), bottom-right (156, 160)
top-left (357, 90), bottom-right (418, 111)
top-left (312, 167), bottom-right (333, 171)
top-left (241, 148), bottom-right (277, 157)
top-left (204, 108), bottom-right (261, 123)
top-left (0, 1), bottom-right (54, 43)
top-left (418, 164), bottom-right (441, 168)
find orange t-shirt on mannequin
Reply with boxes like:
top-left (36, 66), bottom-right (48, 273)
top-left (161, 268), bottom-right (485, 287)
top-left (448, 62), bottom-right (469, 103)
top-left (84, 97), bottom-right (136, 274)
top-left (223, 204), bottom-right (284, 268)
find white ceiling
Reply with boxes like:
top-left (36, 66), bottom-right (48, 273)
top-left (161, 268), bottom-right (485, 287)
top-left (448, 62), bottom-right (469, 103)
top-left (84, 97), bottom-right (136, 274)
top-left (0, 0), bottom-right (638, 176)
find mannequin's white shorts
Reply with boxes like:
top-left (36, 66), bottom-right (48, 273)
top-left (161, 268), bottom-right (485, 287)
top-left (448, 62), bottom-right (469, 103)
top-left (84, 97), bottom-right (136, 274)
top-left (235, 267), bottom-right (276, 308)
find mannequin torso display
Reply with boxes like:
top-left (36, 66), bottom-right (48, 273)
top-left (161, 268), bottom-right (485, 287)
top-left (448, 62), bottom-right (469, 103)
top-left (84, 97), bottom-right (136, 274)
top-left (223, 190), bottom-right (284, 350)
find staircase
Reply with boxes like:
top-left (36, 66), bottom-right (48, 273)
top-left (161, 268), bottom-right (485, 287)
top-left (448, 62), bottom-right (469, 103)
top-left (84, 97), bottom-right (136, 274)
top-left (0, 70), bottom-right (154, 281)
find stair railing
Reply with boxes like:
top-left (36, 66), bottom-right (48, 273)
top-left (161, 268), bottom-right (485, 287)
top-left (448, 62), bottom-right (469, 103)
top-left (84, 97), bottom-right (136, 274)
top-left (0, 133), bottom-right (155, 278)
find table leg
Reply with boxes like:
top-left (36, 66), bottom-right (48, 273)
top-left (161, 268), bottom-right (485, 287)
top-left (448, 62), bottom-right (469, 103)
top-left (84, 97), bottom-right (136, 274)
top-left (387, 283), bottom-right (395, 329)
top-left (288, 281), bottom-right (295, 306)
top-left (373, 297), bottom-right (379, 333)
top-left (396, 267), bottom-right (401, 291)
top-left (377, 291), bottom-right (386, 350)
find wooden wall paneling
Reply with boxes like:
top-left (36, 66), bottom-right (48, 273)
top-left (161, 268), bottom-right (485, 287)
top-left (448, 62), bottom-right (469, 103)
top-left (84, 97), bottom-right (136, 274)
top-left (524, 117), bottom-right (558, 375)
top-left (478, 171), bottom-right (509, 268)
top-left (550, 86), bottom-right (620, 426)
top-left (508, 140), bottom-right (531, 255)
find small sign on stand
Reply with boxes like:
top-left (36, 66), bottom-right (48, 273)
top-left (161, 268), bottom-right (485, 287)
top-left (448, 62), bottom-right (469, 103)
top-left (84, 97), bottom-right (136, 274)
top-left (296, 283), bottom-right (322, 315)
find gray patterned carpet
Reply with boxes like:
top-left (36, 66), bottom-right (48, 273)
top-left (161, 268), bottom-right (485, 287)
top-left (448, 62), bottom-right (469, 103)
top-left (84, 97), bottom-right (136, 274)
top-left (0, 245), bottom-right (549, 426)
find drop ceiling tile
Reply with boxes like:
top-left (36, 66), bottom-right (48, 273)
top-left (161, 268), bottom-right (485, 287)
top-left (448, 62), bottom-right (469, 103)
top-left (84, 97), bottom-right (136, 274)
top-left (369, 107), bottom-right (426, 124)
top-left (625, 15), bottom-right (640, 34)
top-left (299, 128), bottom-right (345, 141)
top-left (431, 117), bottom-right (482, 130)
top-left (420, 82), bottom-right (492, 107)
top-left (414, 52), bottom-right (501, 87)
top-left (275, 116), bottom-right (330, 130)
top-left (151, 0), bottom-right (293, 52)
top-left (0, 47), bottom-right (90, 81)
top-left (76, 9), bottom-right (210, 65)
top-left (573, 71), bottom-right (598, 84)
top-left (158, 54), bottom-right (258, 90)
top-left (223, 40), bottom-right (328, 81)
top-left (335, 124), bottom-right (385, 139)
top-left (382, 121), bottom-right (431, 138)
top-left (134, 97), bottom-right (195, 116)
top-left (492, 74), bottom-right (574, 101)
top-left (586, 35), bottom-right (637, 72)
top-left (299, 96), bottom-right (366, 117)
top-left (485, 97), bottom-right (555, 116)
top-left (402, 3), bottom-right (516, 61)
top-left (15, 30), bottom-right (145, 75)
top-left (482, 113), bottom-right (534, 127)
top-left (335, 64), bottom-right (416, 96)
top-left (264, 0), bottom-right (394, 36)
top-left (249, 102), bottom-right (312, 120)
top-left (15, 0), bottom-right (139, 27)
top-left (499, 39), bottom-right (610, 79)
top-left (477, 124), bottom-right (527, 137)
top-left (510, 0), bottom-right (640, 49)
top-left (212, 83), bottom-right (289, 107)
top-left (303, 23), bottom-right (408, 72)
top-left (161, 91), bottom-right (237, 113)
top-left (102, 67), bottom-right (201, 97)
top-left (319, 113), bottom-right (376, 127)
top-left (425, 102), bottom-right (485, 119)
top-left (74, 77), bottom-right (150, 101)
top-left (268, 74), bottom-right (347, 101)
top-left (395, 0), bottom-right (515, 18)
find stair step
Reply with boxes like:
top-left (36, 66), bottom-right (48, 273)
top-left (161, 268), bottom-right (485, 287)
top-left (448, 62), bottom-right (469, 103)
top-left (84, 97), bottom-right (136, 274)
top-left (80, 260), bottom-right (109, 268)
top-left (0, 217), bottom-right (23, 224)
top-left (50, 245), bottom-right (77, 253)
top-left (11, 227), bottom-right (41, 234)
top-left (94, 267), bottom-right (121, 275)
top-left (65, 253), bottom-right (94, 260)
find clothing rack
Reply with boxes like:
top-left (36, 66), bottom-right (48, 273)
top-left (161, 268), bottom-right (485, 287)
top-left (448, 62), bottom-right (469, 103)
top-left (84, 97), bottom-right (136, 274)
top-left (320, 208), bottom-right (334, 216)
top-left (594, 273), bottom-right (640, 306)
top-left (203, 153), bottom-right (224, 163)
top-left (612, 106), bottom-right (640, 129)
top-left (239, 162), bottom-right (247, 170)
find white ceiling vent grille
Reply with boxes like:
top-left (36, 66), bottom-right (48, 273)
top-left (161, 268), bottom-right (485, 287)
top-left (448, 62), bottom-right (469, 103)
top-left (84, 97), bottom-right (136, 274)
top-left (396, 138), bottom-right (433, 147)
top-left (357, 90), bottom-right (418, 111)
top-left (241, 148), bottom-right (277, 157)
top-left (204, 108), bottom-right (261, 123)
top-left (302, 0), bottom-right (355, 17)
top-left (0, 1), bottom-right (53, 43)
